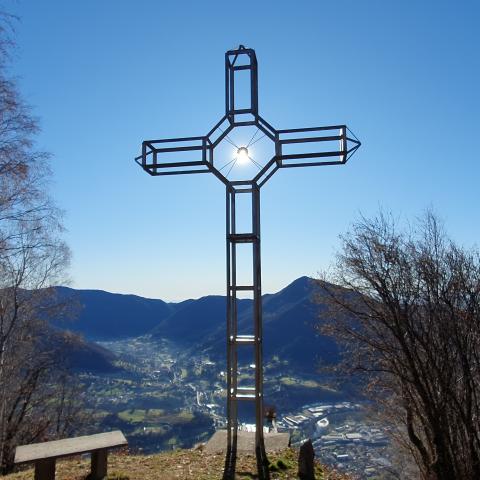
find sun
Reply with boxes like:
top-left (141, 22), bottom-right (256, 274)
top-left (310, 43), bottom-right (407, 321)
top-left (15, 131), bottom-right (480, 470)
top-left (236, 146), bottom-right (249, 164)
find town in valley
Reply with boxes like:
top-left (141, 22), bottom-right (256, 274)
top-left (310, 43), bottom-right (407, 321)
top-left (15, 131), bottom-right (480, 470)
top-left (79, 336), bottom-right (400, 479)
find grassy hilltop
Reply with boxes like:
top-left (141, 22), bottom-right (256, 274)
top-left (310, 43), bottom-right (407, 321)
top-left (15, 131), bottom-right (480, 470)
top-left (7, 447), bottom-right (352, 480)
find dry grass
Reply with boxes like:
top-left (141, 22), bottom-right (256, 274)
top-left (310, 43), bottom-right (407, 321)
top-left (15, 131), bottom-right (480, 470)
top-left (7, 447), bottom-right (353, 480)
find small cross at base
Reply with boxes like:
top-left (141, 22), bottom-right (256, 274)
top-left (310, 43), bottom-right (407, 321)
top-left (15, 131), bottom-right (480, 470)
top-left (136, 45), bottom-right (360, 480)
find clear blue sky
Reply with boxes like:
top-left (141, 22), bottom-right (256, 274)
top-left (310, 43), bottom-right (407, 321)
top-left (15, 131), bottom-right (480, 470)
top-left (9, 0), bottom-right (479, 300)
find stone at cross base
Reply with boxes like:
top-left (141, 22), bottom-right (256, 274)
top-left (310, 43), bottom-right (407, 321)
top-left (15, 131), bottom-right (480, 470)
top-left (298, 439), bottom-right (315, 480)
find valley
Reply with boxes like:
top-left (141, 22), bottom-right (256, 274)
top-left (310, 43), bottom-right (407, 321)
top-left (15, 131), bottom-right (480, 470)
top-left (56, 276), bottom-right (400, 478)
top-left (80, 335), bottom-right (397, 479)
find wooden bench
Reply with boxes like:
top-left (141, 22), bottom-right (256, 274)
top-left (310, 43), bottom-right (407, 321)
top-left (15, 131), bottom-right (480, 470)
top-left (14, 430), bottom-right (128, 480)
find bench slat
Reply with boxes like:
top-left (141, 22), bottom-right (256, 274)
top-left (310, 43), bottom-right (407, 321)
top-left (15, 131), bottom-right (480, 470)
top-left (15, 431), bottom-right (127, 464)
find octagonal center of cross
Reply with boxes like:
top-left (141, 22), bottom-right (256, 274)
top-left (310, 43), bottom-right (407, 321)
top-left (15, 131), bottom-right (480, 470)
top-left (207, 123), bottom-right (277, 183)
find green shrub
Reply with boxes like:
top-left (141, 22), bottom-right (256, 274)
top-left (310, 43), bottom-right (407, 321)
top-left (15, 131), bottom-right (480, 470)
top-left (268, 461), bottom-right (279, 472)
top-left (268, 457), bottom-right (292, 472)
top-left (315, 463), bottom-right (325, 480)
top-left (276, 458), bottom-right (290, 470)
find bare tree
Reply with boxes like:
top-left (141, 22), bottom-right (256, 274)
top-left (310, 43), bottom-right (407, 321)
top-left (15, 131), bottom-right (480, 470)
top-left (0, 12), bottom-right (86, 474)
top-left (317, 211), bottom-right (480, 480)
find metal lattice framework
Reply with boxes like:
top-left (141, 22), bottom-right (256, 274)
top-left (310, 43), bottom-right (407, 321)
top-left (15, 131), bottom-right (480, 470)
top-left (135, 45), bottom-right (360, 480)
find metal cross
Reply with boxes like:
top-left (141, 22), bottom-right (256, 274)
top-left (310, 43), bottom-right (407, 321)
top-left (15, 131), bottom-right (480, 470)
top-left (135, 45), bottom-right (360, 480)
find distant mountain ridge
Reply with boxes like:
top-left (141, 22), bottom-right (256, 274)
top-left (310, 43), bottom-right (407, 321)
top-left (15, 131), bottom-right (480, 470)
top-left (53, 287), bottom-right (174, 339)
top-left (52, 276), bottom-right (339, 374)
top-left (150, 294), bottom-right (251, 344)
top-left (48, 288), bottom-right (174, 372)
top-left (189, 276), bottom-right (339, 373)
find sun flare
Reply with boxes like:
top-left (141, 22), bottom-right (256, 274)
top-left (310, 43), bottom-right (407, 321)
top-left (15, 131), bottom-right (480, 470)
top-left (236, 146), bottom-right (249, 164)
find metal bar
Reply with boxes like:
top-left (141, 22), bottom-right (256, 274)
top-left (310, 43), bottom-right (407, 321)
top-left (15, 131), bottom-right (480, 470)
top-left (149, 169), bottom-right (211, 176)
top-left (153, 145), bottom-right (204, 153)
top-left (230, 180), bottom-right (255, 186)
top-left (231, 120), bottom-right (257, 127)
top-left (231, 108), bottom-right (255, 114)
top-left (347, 144), bottom-right (361, 155)
top-left (346, 137), bottom-right (361, 146)
top-left (257, 115), bottom-right (278, 136)
top-left (347, 126), bottom-right (361, 142)
top-left (227, 187), bottom-right (239, 458)
top-left (233, 188), bottom-right (253, 193)
top-left (235, 394), bottom-right (256, 400)
top-left (138, 152), bottom-right (154, 163)
top-left (230, 59), bottom-right (235, 113)
top-left (258, 164), bottom-right (279, 188)
top-left (252, 186), bottom-right (269, 479)
top-left (341, 127), bottom-right (347, 162)
top-left (237, 387), bottom-right (256, 393)
top-left (144, 135), bottom-right (206, 143)
top-left (207, 115), bottom-right (229, 138)
top-left (279, 161), bottom-right (344, 168)
top-left (225, 54), bottom-right (230, 116)
top-left (209, 166), bottom-right (230, 186)
top-left (277, 124), bottom-right (346, 134)
top-left (345, 145), bottom-right (361, 163)
top-left (234, 335), bottom-right (256, 344)
top-left (225, 187), bottom-right (233, 472)
top-left (228, 233), bottom-right (258, 243)
top-left (257, 132), bottom-right (281, 187)
top-left (144, 160), bottom-right (206, 168)
top-left (141, 143), bottom-right (147, 167)
top-left (347, 143), bottom-right (361, 152)
top-left (212, 127), bottom-right (234, 149)
top-left (226, 47), bottom-right (256, 56)
top-left (230, 189), bottom-right (239, 453)
top-left (254, 157), bottom-right (278, 185)
top-left (229, 189), bottom-right (236, 416)
top-left (256, 122), bottom-right (276, 142)
top-left (280, 135), bottom-right (343, 145)
top-left (251, 52), bottom-right (258, 114)
top-left (280, 151), bottom-right (343, 160)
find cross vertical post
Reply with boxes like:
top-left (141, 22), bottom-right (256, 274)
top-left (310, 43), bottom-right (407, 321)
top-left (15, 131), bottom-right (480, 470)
top-left (225, 182), bottom-right (268, 478)
top-left (135, 45), bottom-right (360, 480)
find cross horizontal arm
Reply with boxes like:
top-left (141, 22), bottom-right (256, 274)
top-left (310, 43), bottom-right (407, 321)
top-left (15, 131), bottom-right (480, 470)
top-left (276, 125), bottom-right (360, 169)
top-left (137, 136), bottom-right (213, 176)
